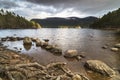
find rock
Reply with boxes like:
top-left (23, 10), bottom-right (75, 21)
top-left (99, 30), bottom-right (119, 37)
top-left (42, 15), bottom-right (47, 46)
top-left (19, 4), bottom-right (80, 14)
top-left (16, 37), bottom-right (23, 41)
top-left (79, 54), bottom-right (86, 58)
top-left (111, 75), bottom-right (120, 80)
top-left (14, 47), bottom-right (18, 50)
top-left (31, 38), bottom-right (40, 43)
top-left (23, 37), bottom-right (32, 45)
top-left (111, 48), bottom-right (119, 52)
top-left (11, 71), bottom-right (26, 80)
top-left (41, 42), bottom-right (48, 47)
top-left (115, 43), bottom-right (120, 48)
top-left (50, 47), bottom-right (62, 54)
top-left (102, 45), bottom-right (108, 49)
top-left (76, 56), bottom-right (82, 60)
top-left (35, 39), bottom-right (41, 47)
top-left (12, 54), bottom-right (20, 59)
top-left (59, 75), bottom-right (71, 80)
top-left (28, 78), bottom-right (37, 80)
top-left (1, 38), bottom-right (6, 41)
top-left (20, 48), bottom-right (22, 50)
top-left (64, 50), bottom-right (78, 58)
top-left (43, 39), bottom-right (49, 42)
top-left (45, 45), bottom-right (53, 50)
top-left (9, 37), bottom-right (17, 41)
top-left (85, 60), bottom-right (116, 77)
top-left (31, 38), bottom-right (37, 42)
top-left (56, 76), bottom-right (61, 80)
top-left (72, 74), bottom-right (82, 80)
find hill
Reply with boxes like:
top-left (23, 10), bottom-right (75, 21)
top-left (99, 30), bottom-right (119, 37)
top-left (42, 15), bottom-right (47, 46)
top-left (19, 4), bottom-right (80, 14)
top-left (0, 9), bottom-right (41, 29)
top-left (31, 16), bottom-right (98, 28)
top-left (91, 8), bottom-right (120, 29)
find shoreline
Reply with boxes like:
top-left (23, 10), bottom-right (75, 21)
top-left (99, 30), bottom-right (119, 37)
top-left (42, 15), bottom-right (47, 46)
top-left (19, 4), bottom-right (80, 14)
top-left (0, 46), bottom-right (89, 80)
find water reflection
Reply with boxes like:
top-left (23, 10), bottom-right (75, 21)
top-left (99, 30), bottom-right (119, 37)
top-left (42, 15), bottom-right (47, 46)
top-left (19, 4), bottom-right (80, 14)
top-left (23, 44), bottom-right (32, 51)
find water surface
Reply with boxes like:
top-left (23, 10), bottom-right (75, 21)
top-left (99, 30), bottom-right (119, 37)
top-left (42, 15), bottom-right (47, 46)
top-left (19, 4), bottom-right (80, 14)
top-left (0, 28), bottom-right (120, 80)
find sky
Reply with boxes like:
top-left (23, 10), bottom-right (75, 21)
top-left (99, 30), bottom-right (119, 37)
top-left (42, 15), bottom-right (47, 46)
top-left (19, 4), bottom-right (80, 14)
top-left (0, 0), bottom-right (120, 20)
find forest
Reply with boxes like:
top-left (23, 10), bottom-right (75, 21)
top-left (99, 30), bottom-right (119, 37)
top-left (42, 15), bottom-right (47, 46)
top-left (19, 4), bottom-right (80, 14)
top-left (0, 9), bottom-right (41, 29)
top-left (91, 8), bottom-right (120, 29)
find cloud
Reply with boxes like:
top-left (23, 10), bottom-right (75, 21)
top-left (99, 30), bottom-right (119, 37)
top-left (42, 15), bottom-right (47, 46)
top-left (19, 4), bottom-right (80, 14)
top-left (26, 0), bottom-right (120, 13)
top-left (23, 0), bottom-right (120, 16)
top-left (0, 0), bottom-right (19, 9)
top-left (1, 0), bottom-right (120, 19)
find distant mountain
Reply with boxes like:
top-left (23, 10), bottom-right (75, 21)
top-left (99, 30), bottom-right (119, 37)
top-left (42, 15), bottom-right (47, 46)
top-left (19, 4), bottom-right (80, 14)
top-left (91, 8), bottom-right (120, 29)
top-left (31, 16), bottom-right (98, 28)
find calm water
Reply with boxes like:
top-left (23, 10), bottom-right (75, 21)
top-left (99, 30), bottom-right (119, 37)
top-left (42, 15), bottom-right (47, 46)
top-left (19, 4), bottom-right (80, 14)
top-left (0, 28), bottom-right (120, 80)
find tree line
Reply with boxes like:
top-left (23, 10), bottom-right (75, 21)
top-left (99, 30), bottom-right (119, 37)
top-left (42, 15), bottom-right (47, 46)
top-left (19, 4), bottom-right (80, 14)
top-left (0, 9), bottom-right (41, 29)
top-left (91, 8), bottom-right (120, 29)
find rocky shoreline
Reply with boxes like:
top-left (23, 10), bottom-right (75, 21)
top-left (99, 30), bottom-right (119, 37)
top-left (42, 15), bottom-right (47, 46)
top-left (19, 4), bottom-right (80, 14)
top-left (0, 37), bottom-right (120, 80)
top-left (0, 46), bottom-right (90, 80)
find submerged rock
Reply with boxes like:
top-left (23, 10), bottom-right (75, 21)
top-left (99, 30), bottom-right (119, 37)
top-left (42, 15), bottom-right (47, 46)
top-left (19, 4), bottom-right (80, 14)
top-left (64, 50), bottom-right (78, 58)
top-left (50, 47), bottom-right (62, 54)
top-left (1, 38), bottom-right (7, 41)
top-left (102, 45), bottom-right (108, 49)
top-left (85, 60), bottom-right (116, 77)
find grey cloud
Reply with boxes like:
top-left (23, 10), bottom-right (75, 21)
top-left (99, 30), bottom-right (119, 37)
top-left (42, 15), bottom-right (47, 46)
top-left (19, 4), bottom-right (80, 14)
top-left (25, 0), bottom-right (120, 15)
top-left (0, 0), bottom-right (19, 9)
top-left (1, 0), bottom-right (120, 19)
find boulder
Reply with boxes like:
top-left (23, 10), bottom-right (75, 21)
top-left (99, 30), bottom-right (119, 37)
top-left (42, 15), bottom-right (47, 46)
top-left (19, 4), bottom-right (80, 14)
top-left (64, 50), bottom-right (78, 58)
top-left (85, 60), bottom-right (116, 77)
top-left (23, 37), bottom-right (32, 45)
